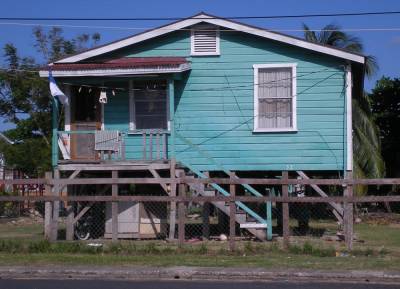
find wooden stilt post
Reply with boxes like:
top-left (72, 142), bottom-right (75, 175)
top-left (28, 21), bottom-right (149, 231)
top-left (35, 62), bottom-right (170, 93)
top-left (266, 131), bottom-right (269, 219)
top-left (266, 189), bottom-right (273, 241)
top-left (66, 184), bottom-right (74, 241)
top-left (229, 173), bottom-right (236, 251)
top-left (168, 159), bottom-right (176, 240)
top-left (344, 171), bottom-right (354, 250)
top-left (202, 171), bottom-right (210, 240)
top-left (178, 171), bottom-right (185, 247)
top-left (51, 169), bottom-right (60, 241)
top-left (44, 171), bottom-right (53, 240)
top-left (112, 170), bottom-right (118, 242)
top-left (202, 202), bottom-right (210, 240)
top-left (282, 171), bottom-right (290, 249)
top-left (65, 170), bottom-right (80, 241)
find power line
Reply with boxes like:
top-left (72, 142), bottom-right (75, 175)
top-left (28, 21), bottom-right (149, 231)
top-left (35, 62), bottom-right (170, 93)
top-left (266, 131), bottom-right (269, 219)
top-left (0, 66), bottom-right (337, 92)
top-left (0, 21), bottom-right (399, 32)
top-left (0, 11), bottom-right (399, 21)
top-left (0, 65), bottom-right (346, 156)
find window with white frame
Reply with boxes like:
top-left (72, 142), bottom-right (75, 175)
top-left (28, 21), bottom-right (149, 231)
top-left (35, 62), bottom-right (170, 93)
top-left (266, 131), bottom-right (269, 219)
top-left (129, 80), bottom-right (168, 130)
top-left (191, 24), bottom-right (220, 56)
top-left (253, 64), bottom-right (297, 131)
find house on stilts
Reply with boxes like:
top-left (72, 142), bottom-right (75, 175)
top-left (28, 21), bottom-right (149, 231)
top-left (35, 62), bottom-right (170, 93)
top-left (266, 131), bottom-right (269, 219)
top-left (39, 12), bottom-right (365, 241)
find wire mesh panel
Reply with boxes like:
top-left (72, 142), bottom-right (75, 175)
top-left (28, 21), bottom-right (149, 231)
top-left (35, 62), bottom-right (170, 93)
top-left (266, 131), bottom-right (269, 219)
top-left (1, 172), bottom-right (400, 260)
top-left (288, 202), bottom-right (342, 247)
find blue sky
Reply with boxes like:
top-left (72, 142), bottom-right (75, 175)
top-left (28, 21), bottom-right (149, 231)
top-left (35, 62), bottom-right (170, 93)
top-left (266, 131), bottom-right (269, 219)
top-left (0, 0), bottom-right (399, 130)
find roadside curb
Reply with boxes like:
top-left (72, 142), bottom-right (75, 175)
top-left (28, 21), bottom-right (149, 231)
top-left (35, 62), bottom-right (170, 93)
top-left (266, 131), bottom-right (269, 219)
top-left (1, 266), bottom-right (400, 283)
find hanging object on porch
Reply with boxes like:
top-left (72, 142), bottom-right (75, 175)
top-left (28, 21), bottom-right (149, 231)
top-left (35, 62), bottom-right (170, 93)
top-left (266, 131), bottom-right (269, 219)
top-left (48, 70), bottom-right (69, 105)
top-left (99, 90), bottom-right (108, 104)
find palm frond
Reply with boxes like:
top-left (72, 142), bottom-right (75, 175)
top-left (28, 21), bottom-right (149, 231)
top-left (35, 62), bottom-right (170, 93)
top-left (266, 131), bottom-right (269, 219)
top-left (318, 24), bottom-right (346, 46)
top-left (302, 22), bottom-right (384, 195)
top-left (353, 125), bottom-right (385, 178)
top-left (302, 23), bottom-right (318, 43)
top-left (365, 55), bottom-right (379, 78)
top-left (353, 162), bottom-right (368, 196)
top-left (352, 99), bottom-right (381, 150)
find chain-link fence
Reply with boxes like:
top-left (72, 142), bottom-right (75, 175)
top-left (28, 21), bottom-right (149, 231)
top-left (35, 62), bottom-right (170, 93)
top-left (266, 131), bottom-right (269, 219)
top-left (1, 173), bottom-right (400, 255)
top-left (1, 198), bottom-right (399, 256)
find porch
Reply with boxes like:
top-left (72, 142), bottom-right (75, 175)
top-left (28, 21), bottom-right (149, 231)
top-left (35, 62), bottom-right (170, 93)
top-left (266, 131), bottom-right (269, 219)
top-left (43, 57), bottom-right (190, 167)
top-left (57, 129), bottom-right (170, 165)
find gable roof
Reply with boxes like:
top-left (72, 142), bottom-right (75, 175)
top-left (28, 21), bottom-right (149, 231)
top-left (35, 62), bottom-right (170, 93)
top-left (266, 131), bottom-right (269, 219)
top-left (55, 12), bottom-right (365, 64)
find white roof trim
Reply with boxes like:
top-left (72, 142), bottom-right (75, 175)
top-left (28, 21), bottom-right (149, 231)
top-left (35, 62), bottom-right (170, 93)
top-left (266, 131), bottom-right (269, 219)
top-left (39, 63), bottom-right (191, 77)
top-left (56, 13), bottom-right (365, 64)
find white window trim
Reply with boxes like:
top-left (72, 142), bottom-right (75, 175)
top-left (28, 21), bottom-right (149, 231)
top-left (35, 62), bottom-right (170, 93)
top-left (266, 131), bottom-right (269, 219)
top-left (253, 63), bottom-right (297, 133)
top-left (129, 79), bottom-right (170, 132)
top-left (190, 26), bottom-right (220, 56)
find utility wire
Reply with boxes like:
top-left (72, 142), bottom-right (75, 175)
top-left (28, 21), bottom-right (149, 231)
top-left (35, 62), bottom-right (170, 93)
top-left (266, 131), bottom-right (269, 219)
top-left (0, 66), bottom-right (337, 92)
top-left (0, 65), bottom-right (345, 157)
top-left (0, 11), bottom-right (399, 21)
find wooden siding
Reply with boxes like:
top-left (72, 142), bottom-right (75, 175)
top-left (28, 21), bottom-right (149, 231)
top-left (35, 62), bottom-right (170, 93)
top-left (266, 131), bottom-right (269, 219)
top-left (103, 29), bottom-right (347, 171)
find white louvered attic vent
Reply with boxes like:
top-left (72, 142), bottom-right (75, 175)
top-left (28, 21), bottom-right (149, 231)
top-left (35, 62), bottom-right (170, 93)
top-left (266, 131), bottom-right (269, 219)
top-left (191, 24), bottom-right (220, 56)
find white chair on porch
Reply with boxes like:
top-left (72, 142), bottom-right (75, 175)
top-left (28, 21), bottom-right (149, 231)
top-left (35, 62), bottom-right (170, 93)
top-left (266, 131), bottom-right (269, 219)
top-left (94, 130), bottom-right (123, 160)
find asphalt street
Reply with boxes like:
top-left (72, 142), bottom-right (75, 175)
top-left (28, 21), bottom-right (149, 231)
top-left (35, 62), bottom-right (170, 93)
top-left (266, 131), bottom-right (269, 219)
top-left (0, 280), bottom-right (399, 289)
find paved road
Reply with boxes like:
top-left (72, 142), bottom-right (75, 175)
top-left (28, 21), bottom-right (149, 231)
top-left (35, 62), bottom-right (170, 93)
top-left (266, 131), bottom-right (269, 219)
top-left (0, 280), bottom-right (398, 289)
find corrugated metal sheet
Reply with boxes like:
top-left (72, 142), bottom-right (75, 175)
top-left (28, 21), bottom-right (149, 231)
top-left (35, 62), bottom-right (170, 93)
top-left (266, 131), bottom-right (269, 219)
top-left (48, 57), bottom-right (188, 71)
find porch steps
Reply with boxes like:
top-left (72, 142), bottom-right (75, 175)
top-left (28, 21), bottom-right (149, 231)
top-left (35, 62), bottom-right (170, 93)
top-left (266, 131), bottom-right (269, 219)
top-left (201, 189), bottom-right (267, 240)
top-left (182, 169), bottom-right (267, 241)
top-left (174, 132), bottom-right (271, 240)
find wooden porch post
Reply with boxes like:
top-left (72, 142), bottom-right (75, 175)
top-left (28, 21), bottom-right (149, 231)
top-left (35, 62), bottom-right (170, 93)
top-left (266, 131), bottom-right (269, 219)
top-left (168, 78), bottom-right (175, 159)
top-left (168, 77), bottom-right (177, 241)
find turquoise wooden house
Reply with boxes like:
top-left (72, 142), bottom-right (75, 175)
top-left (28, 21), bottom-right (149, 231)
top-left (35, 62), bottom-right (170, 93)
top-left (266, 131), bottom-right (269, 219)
top-left (39, 13), bottom-right (365, 241)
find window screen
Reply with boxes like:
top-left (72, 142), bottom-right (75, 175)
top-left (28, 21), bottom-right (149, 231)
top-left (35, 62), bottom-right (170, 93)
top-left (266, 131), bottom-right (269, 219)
top-left (133, 80), bottom-right (167, 130)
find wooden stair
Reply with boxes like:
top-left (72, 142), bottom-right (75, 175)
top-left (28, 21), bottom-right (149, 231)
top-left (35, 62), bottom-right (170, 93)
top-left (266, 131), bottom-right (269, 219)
top-left (201, 189), bottom-right (267, 240)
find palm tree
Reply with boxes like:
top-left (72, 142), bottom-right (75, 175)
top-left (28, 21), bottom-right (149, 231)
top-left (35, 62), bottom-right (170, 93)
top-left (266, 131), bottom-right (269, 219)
top-left (303, 24), bottom-right (385, 194)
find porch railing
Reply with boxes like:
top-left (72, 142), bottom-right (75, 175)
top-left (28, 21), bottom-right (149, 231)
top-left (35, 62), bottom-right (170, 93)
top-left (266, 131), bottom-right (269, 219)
top-left (55, 129), bottom-right (168, 163)
top-left (138, 129), bottom-right (168, 161)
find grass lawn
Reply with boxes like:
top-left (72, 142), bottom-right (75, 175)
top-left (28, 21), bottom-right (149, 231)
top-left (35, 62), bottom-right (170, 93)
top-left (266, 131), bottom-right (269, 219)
top-left (0, 221), bottom-right (43, 240)
top-left (355, 223), bottom-right (400, 254)
top-left (0, 251), bottom-right (399, 271)
top-left (0, 218), bottom-right (399, 270)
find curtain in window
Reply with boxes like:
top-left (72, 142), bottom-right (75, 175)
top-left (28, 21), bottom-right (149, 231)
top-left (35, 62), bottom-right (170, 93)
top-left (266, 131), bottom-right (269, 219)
top-left (258, 68), bottom-right (292, 129)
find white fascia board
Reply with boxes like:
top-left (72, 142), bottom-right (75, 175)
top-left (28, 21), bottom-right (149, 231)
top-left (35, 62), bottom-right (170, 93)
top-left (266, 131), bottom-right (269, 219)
top-left (56, 18), bottom-right (204, 63)
top-left (54, 13), bottom-right (364, 65)
top-left (204, 18), bottom-right (365, 64)
top-left (39, 64), bottom-right (191, 77)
